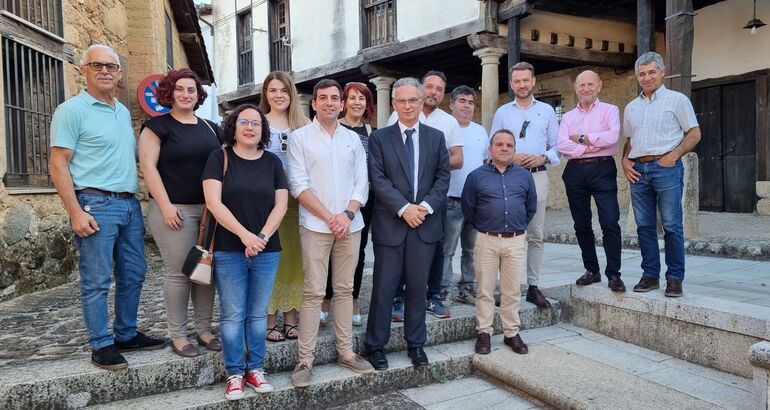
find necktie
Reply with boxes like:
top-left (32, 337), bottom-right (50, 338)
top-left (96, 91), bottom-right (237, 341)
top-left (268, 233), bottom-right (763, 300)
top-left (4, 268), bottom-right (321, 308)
top-left (404, 129), bottom-right (415, 190)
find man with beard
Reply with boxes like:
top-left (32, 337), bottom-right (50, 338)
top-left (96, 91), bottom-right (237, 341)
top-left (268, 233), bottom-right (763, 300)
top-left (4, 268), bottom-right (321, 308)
top-left (490, 62), bottom-right (559, 309)
top-left (387, 71), bottom-right (462, 319)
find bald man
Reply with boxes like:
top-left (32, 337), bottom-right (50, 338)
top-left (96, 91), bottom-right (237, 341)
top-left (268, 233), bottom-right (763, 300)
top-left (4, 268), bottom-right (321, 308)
top-left (556, 70), bottom-right (625, 292)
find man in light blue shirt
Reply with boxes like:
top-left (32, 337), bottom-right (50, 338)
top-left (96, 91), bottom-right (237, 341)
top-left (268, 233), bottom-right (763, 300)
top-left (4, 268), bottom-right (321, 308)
top-left (621, 51), bottom-right (701, 298)
top-left (49, 44), bottom-right (164, 371)
top-left (490, 62), bottom-right (560, 309)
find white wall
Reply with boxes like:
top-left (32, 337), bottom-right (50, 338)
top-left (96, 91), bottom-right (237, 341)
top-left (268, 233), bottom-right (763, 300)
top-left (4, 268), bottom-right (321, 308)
top-left (396, 0), bottom-right (480, 40)
top-left (693, 0), bottom-right (770, 80)
top-left (289, 0), bottom-right (360, 73)
top-left (197, 13), bottom-right (223, 123)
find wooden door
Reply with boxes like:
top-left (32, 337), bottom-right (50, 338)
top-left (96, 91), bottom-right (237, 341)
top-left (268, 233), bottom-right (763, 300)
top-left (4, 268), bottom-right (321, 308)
top-left (694, 81), bottom-right (757, 213)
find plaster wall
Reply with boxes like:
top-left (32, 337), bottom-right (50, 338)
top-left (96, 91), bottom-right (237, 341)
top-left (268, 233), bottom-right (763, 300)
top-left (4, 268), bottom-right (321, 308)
top-left (395, 0), bottom-right (480, 40)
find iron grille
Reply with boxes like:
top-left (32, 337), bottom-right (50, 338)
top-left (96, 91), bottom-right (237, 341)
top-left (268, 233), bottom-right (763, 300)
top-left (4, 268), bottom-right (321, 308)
top-left (1, 0), bottom-right (63, 36)
top-left (2, 38), bottom-right (63, 187)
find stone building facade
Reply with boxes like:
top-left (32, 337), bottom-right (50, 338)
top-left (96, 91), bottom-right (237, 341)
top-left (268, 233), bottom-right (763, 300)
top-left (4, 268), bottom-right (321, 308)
top-left (0, 0), bottom-right (212, 301)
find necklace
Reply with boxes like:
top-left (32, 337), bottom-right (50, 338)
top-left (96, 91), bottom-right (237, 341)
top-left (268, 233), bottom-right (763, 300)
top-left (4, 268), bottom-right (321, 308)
top-left (340, 117), bottom-right (363, 128)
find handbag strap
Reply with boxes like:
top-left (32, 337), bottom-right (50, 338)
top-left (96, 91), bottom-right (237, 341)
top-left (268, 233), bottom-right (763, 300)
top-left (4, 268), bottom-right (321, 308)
top-left (196, 147), bottom-right (229, 252)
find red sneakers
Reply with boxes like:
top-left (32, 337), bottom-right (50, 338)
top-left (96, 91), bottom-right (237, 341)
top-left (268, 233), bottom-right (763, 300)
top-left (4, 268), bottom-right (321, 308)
top-left (224, 375), bottom-right (245, 400)
top-left (245, 369), bottom-right (275, 393)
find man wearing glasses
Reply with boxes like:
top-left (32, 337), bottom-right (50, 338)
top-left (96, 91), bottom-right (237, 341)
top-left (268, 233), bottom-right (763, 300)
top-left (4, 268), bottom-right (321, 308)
top-left (50, 44), bottom-right (165, 371)
top-left (365, 77), bottom-right (450, 370)
top-left (490, 62), bottom-right (560, 309)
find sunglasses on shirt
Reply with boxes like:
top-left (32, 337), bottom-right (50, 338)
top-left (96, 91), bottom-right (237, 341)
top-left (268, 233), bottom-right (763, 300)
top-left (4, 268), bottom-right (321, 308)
top-left (279, 133), bottom-right (289, 152)
top-left (519, 120), bottom-right (530, 139)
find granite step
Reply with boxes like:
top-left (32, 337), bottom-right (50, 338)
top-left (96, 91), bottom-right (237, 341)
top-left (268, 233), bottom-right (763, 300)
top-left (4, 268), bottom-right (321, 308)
top-left (474, 325), bottom-right (754, 410)
top-left (0, 300), bottom-right (560, 409)
top-left (545, 283), bottom-right (770, 378)
top-left (87, 338), bottom-right (480, 410)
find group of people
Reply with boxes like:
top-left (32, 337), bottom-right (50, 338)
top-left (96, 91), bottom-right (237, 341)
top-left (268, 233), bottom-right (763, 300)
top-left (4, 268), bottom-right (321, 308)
top-left (49, 42), bottom-right (699, 401)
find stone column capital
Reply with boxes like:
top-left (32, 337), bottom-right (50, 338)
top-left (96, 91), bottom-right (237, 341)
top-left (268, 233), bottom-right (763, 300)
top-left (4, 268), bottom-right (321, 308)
top-left (369, 76), bottom-right (396, 91)
top-left (473, 47), bottom-right (507, 64)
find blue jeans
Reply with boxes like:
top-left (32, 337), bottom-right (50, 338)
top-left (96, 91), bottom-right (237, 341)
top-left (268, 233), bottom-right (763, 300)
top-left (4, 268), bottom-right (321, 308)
top-left (214, 251), bottom-right (279, 376)
top-left (74, 193), bottom-right (147, 350)
top-left (630, 159), bottom-right (685, 281)
top-left (443, 197), bottom-right (477, 292)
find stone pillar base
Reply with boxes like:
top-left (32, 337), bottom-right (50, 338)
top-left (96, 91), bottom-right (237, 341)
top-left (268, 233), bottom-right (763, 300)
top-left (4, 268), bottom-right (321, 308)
top-left (750, 342), bottom-right (770, 410)
top-left (756, 181), bottom-right (770, 215)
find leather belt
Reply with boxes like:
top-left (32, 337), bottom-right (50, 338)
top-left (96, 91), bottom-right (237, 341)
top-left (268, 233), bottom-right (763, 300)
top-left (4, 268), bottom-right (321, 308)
top-left (568, 156), bottom-right (613, 165)
top-left (481, 230), bottom-right (525, 238)
top-left (529, 165), bottom-right (546, 173)
top-left (76, 188), bottom-right (134, 199)
top-left (633, 152), bottom-right (670, 163)
top-left (448, 196), bottom-right (461, 201)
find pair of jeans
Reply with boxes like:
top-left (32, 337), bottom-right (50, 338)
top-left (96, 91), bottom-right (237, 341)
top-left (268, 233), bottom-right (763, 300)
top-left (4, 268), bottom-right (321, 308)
top-left (630, 159), bottom-right (685, 281)
top-left (74, 193), bottom-right (147, 350)
top-left (443, 197), bottom-right (477, 292)
top-left (214, 251), bottom-right (280, 376)
top-left (562, 159), bottom-right (622, 278)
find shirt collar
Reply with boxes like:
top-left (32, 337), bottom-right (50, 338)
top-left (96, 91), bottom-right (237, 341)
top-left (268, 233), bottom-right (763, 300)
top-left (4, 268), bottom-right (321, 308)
top-left (312, 116), bottom-right (341, 136)
top-left (577, 98), bottom-right (600, 113)
top-left (80, 89), bottom-right (118, 108)
top-left (398, 121), bottom-right (419, 136)
top-left (638, 85), bottom-right (668, 101)
top-left (487, 161), bottom-right (514, 173)
top-left (512, 96), bottom-right (536, 109)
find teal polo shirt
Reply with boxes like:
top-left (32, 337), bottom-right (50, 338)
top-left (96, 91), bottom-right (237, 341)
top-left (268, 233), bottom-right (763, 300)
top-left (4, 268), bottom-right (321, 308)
top-left (50, 90), bottom-right (139, 193)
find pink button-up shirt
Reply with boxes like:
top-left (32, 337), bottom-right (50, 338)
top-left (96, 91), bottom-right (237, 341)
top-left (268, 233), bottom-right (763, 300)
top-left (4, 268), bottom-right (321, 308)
top-left (556, 99), bottom-right (620, 159)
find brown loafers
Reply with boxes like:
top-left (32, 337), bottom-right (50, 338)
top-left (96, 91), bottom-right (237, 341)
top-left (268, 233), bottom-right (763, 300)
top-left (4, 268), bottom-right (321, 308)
top-left (525, 288), bottom-right (552, 308)
top-left (171, 342), bottom-right (199, 357)
top-left (475, 333), bottom-right (491, 355)
top-left (197, 335), bottom-right (223, 351)
top-left (503, 334), bottom-right (529, 354)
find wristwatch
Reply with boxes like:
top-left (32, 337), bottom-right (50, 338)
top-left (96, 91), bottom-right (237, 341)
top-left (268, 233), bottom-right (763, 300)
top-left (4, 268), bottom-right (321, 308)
top-left (344, 210), bottom-right (355, 220)
top-left (256, 232), bottom-right (268, 241)
top-left (578, 134), bottom-right (586, 144)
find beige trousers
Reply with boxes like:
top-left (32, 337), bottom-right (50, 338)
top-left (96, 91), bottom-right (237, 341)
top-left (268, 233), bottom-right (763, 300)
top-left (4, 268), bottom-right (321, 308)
top-left (526, 170), bottom-right (549, 286)
top-left (297, 227), bottom-right (361, 364)
top-left (147, 200), bottom-right (215, 338)
top-left (474, 232), bottom-right (526, 338)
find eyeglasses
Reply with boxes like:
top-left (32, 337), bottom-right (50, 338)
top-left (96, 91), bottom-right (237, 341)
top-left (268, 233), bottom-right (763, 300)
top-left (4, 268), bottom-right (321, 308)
top-left (237, 119), bottom-right (261, 128)
top-left (84, 62), bottom-right (120, 72)
top-left (278, 132), bottom-right (289, 152)
top-left (394, 98), bottom-right (422, 106)
top-left (519, 120), bottom-right (530, 139)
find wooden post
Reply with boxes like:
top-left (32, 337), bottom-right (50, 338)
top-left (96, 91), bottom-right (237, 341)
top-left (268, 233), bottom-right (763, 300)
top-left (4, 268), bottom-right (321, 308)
top-left (637, 0), bottom-right (656, 56)
top-left (507, 16), bottom-right (521, 100)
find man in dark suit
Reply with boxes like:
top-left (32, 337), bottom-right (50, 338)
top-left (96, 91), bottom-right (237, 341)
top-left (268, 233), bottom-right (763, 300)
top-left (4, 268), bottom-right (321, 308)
top-left (365, 77), bottom-right (450, 370)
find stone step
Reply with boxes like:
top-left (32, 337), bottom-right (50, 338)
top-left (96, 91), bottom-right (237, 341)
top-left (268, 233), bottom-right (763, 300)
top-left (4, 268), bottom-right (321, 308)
top-left (87, 338), bottom-right (480, 410)
top-left (0, 301), bottom-right (560, 409)
top-left (546, 283), bottom-right (770, 378)
top-left (474, 325), bottom-right (755, 410)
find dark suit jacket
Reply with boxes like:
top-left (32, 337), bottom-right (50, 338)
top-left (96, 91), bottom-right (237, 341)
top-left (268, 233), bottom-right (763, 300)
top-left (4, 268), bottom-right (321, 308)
top-left (368, 122), bottom-right (450, 246)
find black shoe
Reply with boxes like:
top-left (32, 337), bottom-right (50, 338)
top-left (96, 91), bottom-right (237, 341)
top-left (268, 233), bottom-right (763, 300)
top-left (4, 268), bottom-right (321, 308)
top-left (664, 278), bottom-right (683, 297)
top-left (115, 331), bottom-right (166, 352)
top-left (608, 275), bottom-right (626, 293)
top-left (367, 348), bottom-right (388, 371)
top-left (633, 277), bottom-right (660, 293)
top-left (91, 345), bottom-right (128, 370)
top-left (475, 333), bottom-right (491, 355)
top-left (575, 270), bottom-right (601, 286)
top-left (525, 288), bottom-right (552, 308)
top-left (503, 334), bottom-right (529, 354)
top-left (407, 347), bottom-right (430, 368)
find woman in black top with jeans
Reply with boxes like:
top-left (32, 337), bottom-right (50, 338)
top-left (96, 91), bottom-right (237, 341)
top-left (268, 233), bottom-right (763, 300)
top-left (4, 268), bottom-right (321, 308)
top-left (138, 68), bottom-right (222, 357)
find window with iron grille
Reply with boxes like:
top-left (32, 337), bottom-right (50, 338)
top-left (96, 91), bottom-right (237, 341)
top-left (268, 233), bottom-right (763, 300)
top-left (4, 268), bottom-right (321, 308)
top-left (1, 0), bottom-right (63, 36)
top-left (237, 9), bottom-right (253, 85)
top-left (362, 0), bottom-right (395, 48)
top-left (165, 12), bottom-right (173, 70)
top-left (269, 0), bottom-right (291, 72)
top-left (536, 91), bottom-right (563, 122)
top-left (2, 38), bottom-right (64, 188)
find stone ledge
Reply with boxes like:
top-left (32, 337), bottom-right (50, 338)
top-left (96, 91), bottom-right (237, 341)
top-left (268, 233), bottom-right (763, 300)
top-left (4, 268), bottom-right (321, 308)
top-left (750, 342), bottom-right (770, 370)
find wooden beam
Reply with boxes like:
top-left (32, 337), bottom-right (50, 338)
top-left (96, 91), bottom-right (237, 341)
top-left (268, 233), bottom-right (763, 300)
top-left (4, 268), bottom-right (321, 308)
top-left (497, 1), bottom-right (532, 21)
top-left (467, 33), bottom-right (507, 50)
top-left (520, 39), bottom-right (634, 68)
top-left (507, 16), bottom-right (521, 99)
top-left (637, 0), bottom-right (656, 56)
top-left (665, 0), bottom-right (695, 97)
top-left (482, 0), bottom-right (500, 33)
top-left (0, 13), bottom-right (71, 63)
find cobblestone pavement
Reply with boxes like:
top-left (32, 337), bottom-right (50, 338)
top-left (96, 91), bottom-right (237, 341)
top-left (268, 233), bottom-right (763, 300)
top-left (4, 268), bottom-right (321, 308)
top-left (1, 217), bottom-right (769, 367)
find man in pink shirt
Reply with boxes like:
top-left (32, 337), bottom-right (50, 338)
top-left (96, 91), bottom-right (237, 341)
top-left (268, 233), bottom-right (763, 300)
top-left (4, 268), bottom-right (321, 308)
top-left (556, 70), bottom-right (625, 292)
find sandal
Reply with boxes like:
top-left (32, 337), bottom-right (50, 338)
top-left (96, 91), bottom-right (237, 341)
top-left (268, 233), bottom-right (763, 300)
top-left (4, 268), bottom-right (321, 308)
top-left (284, 324), bottom-right (299, 340)
top-left (266, 325), bottom-right (285, 342)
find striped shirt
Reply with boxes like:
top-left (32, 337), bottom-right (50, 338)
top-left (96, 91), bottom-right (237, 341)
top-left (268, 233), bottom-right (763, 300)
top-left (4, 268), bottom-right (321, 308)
top-left (490, 97), bottom-right (560, 166)
top-left (623, 85), bottom-right (699, 158)
top-left (556, 99), bottom-right (620, 159)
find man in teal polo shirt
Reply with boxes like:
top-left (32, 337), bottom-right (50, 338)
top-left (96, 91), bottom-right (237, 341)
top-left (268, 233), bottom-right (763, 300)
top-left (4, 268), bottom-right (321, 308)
top-left (49, 44), bottom-right (164, 370)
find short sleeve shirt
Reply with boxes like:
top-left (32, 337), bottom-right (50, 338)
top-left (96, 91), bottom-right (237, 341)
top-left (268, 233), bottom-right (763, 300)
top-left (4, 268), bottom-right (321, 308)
top-left (201, 147), bottom-right (289, 253)
top-left (142, 114), bottom-right (221, 204)
top-left (50, 90), bottom-right (138, 193)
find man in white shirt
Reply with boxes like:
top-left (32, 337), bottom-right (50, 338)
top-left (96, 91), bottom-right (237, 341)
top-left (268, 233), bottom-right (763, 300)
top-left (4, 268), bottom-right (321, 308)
top-left (444, 85), bottom-right (488, 304)
top-left (386, 71), bottom-right (462, 319)
top-left (288, 79), bottom-right (373, 387)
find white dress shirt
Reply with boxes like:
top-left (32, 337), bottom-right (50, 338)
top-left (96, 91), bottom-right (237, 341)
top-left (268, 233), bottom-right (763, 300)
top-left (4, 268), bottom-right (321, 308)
top-left (387, 108), bottom-right (463, 148)
top-left (287, 118), bottom-right (368, 234)
top-left (395, 122), bottom-right (434, 217)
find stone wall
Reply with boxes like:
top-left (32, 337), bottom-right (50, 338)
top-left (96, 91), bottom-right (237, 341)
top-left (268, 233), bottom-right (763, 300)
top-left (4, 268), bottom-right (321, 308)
top-left (0, 0), bottom-right (192, 301)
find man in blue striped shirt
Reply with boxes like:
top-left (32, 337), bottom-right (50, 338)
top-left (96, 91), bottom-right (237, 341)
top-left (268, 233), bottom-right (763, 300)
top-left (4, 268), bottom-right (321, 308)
top-left (621, 52), bottom-right (701, 298)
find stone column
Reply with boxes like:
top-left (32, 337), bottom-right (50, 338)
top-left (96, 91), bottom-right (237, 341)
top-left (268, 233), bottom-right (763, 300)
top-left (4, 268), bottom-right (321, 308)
top-left (756, 181), bottom-right (770, 215)
top-left (472, 47), bottom-right (506, 132)
top-left (298, 93), bottom-right (312, 119)
top-left (749, 341), bottom-right (770, 410)
top-left (369, 76), bottom-right (396, 128)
